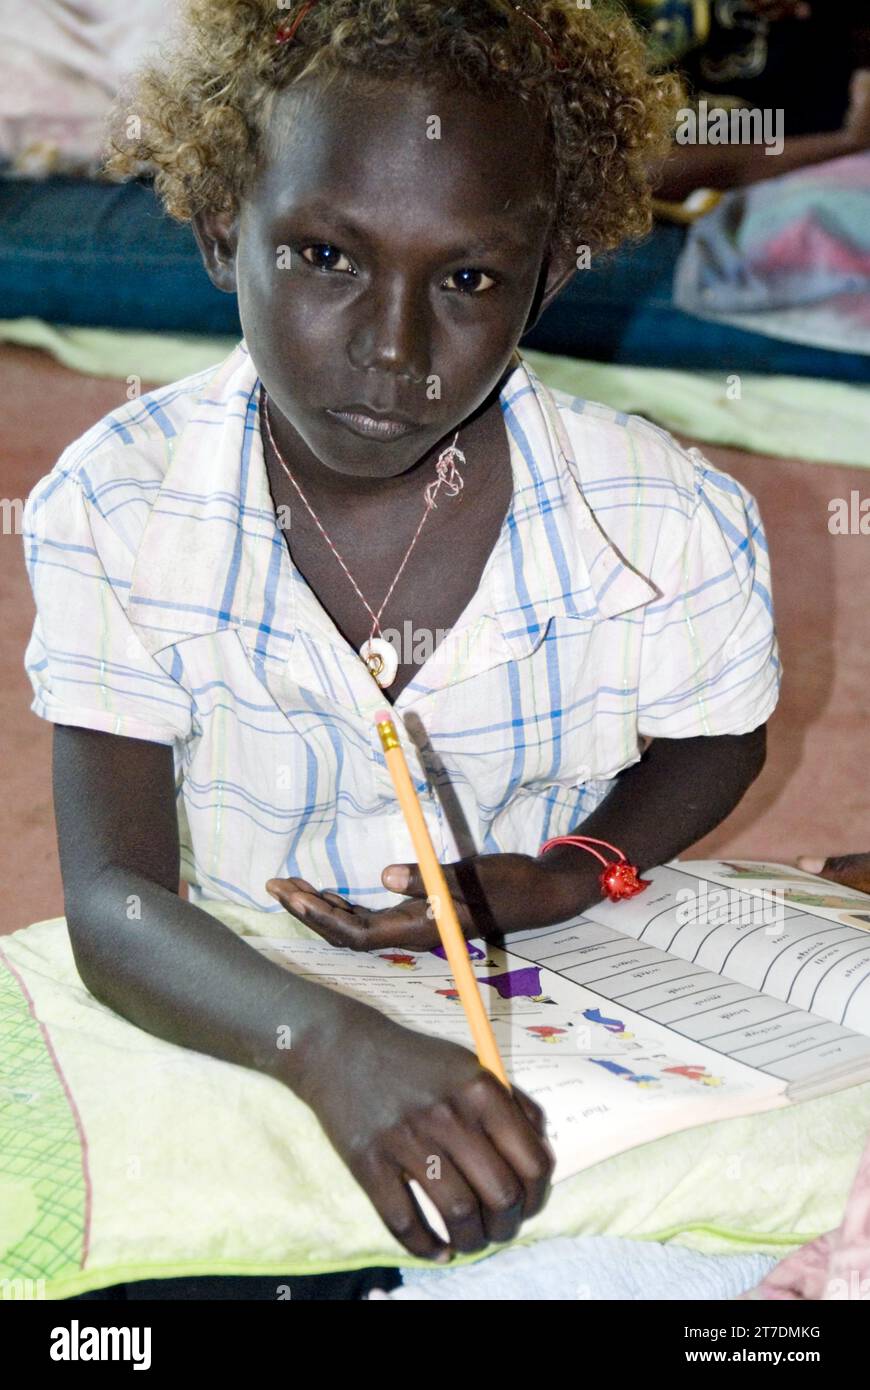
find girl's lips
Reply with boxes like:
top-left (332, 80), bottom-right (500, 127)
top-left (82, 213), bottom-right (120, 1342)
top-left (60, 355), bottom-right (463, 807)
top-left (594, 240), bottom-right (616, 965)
top-left (327, 409), bottom-right (419, 440)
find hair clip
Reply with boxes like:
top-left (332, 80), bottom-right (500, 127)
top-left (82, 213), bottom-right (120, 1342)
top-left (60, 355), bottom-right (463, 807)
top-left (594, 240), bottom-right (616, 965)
top-left (512, 4), bottom-right (570, 71)
top-left (274, 1), bottom-right (569, 73)
top-left (275, 0), bottom-right (318, 46)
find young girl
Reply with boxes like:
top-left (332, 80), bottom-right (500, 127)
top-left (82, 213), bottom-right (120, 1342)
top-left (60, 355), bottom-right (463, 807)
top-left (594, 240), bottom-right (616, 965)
top-left (23, 0), bottom-right (779, 1298)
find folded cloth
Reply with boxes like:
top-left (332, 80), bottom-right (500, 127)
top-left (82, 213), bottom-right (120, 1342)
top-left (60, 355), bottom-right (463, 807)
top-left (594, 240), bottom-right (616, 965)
top-left (372, 1235), bottom-right (777, 1301)
top-left (742, 1132), bottom-right (870, 1300)
top-left (673, 152), bottom-right (870, 357)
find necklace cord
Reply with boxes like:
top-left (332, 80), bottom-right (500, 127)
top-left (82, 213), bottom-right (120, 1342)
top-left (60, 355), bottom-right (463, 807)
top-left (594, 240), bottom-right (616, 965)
top-left (260, 388), bottom-right (464, 645)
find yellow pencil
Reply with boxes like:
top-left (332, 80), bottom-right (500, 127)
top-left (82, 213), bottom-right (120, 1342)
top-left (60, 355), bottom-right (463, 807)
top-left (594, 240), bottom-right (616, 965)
top-left (375, 710), bottom-right (510, 1089)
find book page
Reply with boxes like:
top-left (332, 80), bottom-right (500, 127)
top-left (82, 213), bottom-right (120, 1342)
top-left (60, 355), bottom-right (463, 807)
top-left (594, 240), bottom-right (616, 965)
top-left (697, 861), bottom-right (870, 932)
top-left (581, 861), bottom-right (870, 1034)
top-left (506, 918), bottom-right (870, 1102)
top-left (249, 934), bottom-right (795, 1183)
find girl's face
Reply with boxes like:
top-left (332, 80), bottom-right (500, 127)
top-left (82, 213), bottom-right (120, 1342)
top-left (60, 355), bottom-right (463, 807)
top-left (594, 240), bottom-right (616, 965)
top-left (194, 72), bottom-right (577, 481)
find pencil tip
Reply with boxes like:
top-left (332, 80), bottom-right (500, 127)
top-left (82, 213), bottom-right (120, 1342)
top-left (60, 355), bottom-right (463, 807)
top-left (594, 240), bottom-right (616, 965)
top-left (374, 709), bottom-right (393, 724)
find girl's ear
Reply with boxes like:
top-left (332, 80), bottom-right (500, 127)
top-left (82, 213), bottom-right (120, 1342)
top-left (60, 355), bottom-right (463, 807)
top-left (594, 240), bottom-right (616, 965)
top-left (191, 209), bottom-right (240, 293)
top-left (523, 245), bottom-right (580, 334)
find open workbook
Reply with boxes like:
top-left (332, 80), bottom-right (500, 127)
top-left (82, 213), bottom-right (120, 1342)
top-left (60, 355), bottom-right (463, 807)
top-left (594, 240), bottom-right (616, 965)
top-left (250, 860), bottom-right (870, 1184)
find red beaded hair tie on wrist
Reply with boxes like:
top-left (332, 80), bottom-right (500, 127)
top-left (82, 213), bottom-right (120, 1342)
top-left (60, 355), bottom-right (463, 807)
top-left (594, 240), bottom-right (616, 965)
top-left (539, 835), bottom-right (651, 902)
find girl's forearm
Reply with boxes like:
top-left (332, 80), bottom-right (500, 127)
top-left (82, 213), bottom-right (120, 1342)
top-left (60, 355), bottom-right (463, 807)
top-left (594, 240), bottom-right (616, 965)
top-left (67, 867), bottom-right (361, 1104)
top-left (542, 727), bottom-right (768, 904)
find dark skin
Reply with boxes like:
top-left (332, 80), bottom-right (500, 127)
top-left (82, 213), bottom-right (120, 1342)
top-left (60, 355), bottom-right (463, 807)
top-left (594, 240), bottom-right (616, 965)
top-left (646, 1), bottom-right (870, 201)
top-left (796, 854), bottom-right (870, 895)
top-left (56, 70), bottom-right (767, 1263)
top-left (651, 66), bottom-right (870, 201)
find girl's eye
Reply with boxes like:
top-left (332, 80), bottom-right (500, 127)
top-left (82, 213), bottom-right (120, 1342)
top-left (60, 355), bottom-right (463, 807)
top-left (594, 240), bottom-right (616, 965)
top-left (443, 268), bottom-right (497, 295)
top-left (299, 244), bottom-right (355, 274)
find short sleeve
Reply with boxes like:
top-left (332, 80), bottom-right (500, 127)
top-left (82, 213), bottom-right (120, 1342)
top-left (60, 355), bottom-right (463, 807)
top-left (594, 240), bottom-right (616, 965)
top-left (22, 470), bottom-right (194, 746)
top-left (636, 455), bottom-right (781, 738)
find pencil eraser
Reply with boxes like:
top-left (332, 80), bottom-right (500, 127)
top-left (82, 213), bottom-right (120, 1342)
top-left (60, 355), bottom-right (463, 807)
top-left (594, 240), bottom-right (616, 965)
top-left (374, 709), bottom-right (393, 724)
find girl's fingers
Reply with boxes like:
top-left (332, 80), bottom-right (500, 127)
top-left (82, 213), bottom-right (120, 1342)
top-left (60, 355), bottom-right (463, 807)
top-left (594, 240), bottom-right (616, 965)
top-left (415, 1107), bottom-right (527, 1249)
top-left (382, 861), bottom-right (464, 903)
top-left (355, 1154), bottom-right (450, 1263)
top-left (320, 889), bottom-right (360, 911)
top-left (360, 889), bottom-right (487, 948)
top-left (381, 864), bottom-right (480, 938)
top-left (289, 882), bottom-right (357, 911)
top-left (277, 888), bottom-right (361, 936)
top-left (287, 893), bottom-right (442, 951)
top-left (800, 850), bottom-right (867, 895)
top-left (459, 1076), bottom-right (554, 1223)
top-left (343, 902), bottom-right (445, 951)
top-left (512, 1087), bottom-right (549, 1139)
top-left (392, 1136), bottom-right (490, 1254)
top-left (272, 877), bottom-right (360, 911)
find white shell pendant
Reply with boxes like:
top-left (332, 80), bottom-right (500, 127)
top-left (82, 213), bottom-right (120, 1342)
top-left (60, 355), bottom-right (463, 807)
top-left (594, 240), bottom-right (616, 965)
top-left (360, 637), bottom-right (399, 689)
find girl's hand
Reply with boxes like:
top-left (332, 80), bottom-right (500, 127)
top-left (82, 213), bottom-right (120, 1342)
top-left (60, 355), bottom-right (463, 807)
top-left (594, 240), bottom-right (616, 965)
top-left (797, 853), bottom-right (870, 896)
top-left (295, 999), bottom-right (554, 1260)
top-left (266, 849), bottom-right (597, 950)
top-left (842, 69), bottom-right (870, 153)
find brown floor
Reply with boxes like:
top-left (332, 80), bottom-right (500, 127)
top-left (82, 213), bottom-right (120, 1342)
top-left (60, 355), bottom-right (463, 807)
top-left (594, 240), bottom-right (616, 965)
top-left (3, 341), bottom-right (868, 934)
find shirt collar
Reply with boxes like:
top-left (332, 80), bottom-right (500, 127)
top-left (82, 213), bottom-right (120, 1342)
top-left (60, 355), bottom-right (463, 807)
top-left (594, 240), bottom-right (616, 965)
top-left (127, 340), bottom-right (657, 687)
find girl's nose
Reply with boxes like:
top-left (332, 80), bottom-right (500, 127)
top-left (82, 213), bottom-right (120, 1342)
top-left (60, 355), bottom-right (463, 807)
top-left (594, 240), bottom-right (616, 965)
top-left (347, 277), bottom-right (430, 384)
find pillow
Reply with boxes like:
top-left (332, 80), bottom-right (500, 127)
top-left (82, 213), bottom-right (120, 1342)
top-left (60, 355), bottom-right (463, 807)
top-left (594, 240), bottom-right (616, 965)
top-left (2, 907), bottom-right (868, 1299)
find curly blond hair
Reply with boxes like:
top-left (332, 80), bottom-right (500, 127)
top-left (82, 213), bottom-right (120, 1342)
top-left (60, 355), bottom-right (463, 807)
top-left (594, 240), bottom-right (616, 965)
top-left (103, 0), bottom-right (682, 258)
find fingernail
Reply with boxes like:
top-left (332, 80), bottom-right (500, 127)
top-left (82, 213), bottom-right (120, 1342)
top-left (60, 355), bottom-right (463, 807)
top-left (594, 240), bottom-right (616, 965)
top-left (797, 857), bottom-right (825, 874)
top-left (383, 865), bottom-right (409, 892)
top-left (434, 1249), bottom-right (452, 1264)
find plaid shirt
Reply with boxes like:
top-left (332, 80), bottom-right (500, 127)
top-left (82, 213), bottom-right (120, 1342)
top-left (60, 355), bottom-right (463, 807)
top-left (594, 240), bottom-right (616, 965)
top-left (23, 341), bottom-right (780, 910)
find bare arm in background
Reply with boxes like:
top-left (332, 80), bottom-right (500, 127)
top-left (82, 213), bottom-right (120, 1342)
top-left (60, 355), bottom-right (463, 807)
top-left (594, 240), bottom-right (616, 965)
top-left (650, 68), bottom-right (870, 200)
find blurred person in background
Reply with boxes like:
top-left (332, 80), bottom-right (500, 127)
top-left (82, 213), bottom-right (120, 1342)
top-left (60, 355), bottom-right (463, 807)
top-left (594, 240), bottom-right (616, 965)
top-left (630, 0), bottom-right (870, 197)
